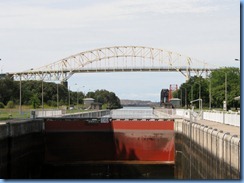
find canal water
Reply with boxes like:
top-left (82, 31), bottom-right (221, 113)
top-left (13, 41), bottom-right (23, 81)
top-left (41, 163), bottom-right (174, 179)
top-left (111, 106), bottom-right (157, 118)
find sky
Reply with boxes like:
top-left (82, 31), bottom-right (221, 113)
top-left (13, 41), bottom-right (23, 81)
top-left (0, 0), bottom-right (240, 102)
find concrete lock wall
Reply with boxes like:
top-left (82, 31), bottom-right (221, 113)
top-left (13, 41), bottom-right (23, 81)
top-left (174, 119), bottom-right (240, 179)
top-left (0, 120), bottom-right (44, 179)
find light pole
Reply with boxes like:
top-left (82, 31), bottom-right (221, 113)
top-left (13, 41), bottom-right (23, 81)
top-left (0, 58), bottom-right (3, 73)
top-left (184, 88), bottom-right (187, 108)
top-left (225, 72), bottom-right (227, 111)
top-left (181, 87), bottom-right (187, 108)
top-left (42, 79), bottom-right (44, 111)
top-left (190, 85), bottom-right (193, 102)
top-left (42, 78), bottom-right (44, 111)
top-left (180, 89), bottom-right (183, 107)
top-left (82, 86), bottom-right (85, 96)
top-left (209, 79), bottom-right (211, 110)
top-left (185, 84), bottom-right (193, 108)
top-left (57, 82), bottom-right (59, 109)
top-left (77, 88), bottom-right (79, 109)
top-left (68, 86), bottom-right (71, 110)
top-left (193, 82), bottom-right (201, 109)
top-left (19, 76), bottom-right (22, 114)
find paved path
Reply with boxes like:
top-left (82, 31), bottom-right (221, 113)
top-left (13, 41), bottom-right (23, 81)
top-left (174, 115), bottom-right (240, 138)
top-left (195, 119), bottom-right (240, 138)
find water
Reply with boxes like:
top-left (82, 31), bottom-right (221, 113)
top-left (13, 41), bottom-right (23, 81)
top-left (41, 163), bottom-right (174, 179)
top-left (111, 106), bottom-right (157, 118)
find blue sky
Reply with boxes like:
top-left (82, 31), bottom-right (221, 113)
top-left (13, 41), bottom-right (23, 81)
top-left (0, 0), bottom-right (240, 102)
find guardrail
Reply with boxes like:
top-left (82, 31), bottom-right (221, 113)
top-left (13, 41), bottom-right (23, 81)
top-left (64, 110), bottom-right (110, 118)
top-left (203, 111), bottom-right (240, 127)
top-left (31, 109), bottom-right (64, 118)
top-left (155, 108), bottom-right (240, 127)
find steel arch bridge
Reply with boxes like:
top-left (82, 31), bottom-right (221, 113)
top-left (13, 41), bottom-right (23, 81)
top-left (10, 46), bottom-right (217, 82)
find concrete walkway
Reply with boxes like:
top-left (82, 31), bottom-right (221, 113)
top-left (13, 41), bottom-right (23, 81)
top-left (173, 115), bottom-right (241, 138)
top-left (153, 109), bottom-right (240, 138)
top-left (195, 119), bottom-right (240, 138)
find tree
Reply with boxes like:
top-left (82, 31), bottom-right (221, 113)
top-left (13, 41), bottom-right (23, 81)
top-left (93, 89), bottom-right (122, 109)
top-left (0, 102), bottom-right (4, 108)
top-left (210, 67), bottom-right (240, 109)
top-left (0, 77), bottom-right (18, 105)
top-left (30, 94), bottom-right (41, 109)
top-left (174, 67), bottom-right (240, 110)
top-left (175, 76), bottom-right (209, 108)
top-left (6, 101), bottom-right (15, 108)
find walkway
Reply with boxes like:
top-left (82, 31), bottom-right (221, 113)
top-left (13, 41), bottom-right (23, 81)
top-left (194, 119), bottom-right (240, 138)
top-left (173, 114), bottom-right (240, 138)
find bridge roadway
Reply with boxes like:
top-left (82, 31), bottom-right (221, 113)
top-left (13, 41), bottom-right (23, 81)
top-left (8, 46), bottom-right (218, 82)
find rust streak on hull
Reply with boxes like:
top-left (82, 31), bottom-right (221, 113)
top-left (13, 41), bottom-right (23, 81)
top-left (44, 119), bottom-right (175, 164)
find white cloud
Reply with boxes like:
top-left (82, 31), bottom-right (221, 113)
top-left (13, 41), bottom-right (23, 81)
top-left (0, 0), bottom-right (224, 30)
top-left (0, 0), bottom-right (240, 101)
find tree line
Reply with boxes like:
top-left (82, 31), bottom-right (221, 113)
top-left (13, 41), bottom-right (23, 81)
top-left (173, 67), bottom-right (240, 110)
top-left (0, 76), bottom-right (122, 109)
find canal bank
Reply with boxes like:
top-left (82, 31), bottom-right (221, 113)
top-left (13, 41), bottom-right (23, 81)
top-left (174, 119), bottom-right (240, 179)
top-left (154, 108), bottom-right (240, 179)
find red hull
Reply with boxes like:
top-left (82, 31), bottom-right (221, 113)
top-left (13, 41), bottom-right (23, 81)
top-left (44, 119), bottom-right (175, 164)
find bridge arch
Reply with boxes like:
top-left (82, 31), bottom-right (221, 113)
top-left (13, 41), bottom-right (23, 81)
top-left (12, 46), bottom-right (216, 81)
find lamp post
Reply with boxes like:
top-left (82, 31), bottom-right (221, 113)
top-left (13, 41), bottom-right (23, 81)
top-left (82, 86), bottom-right (85, 96)
top-left (19, 75), bottom-right (22, 114)
top-left (68, 86), bottom-right (71, 110)
top-left (42, 79), bottom-right (44, 111)
top-left (180, 89), bottom-right (183, 107)
top-left (0, 58), bottom-right (3, 73)
top-left (193, 82), bottom-right (201, 109)
top-left (181, 87), bottom-right (187, 108)
top-left (190, 85), bottom-right (193, 101)
top-left (225, 72), bottom-right (227, 111)
top-left (57, 82), bottom-right (59, 109)
top-left (209, 79), bottom-right (211, 110)
top-left (75, 83), bottom-right (79, 109)
top-left (185, 84), bottom-right (193, 108)
top-left (77, 88), bottom-right (79, 109)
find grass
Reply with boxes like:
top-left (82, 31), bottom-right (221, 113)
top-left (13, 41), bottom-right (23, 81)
top-left (0, 105), bottom-right (95, 121)
top-left (0, 107), bottom-right (31, 121)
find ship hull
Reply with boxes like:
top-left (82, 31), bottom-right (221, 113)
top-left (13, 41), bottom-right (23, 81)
top-left (44, 119), bottom-right (175, 164)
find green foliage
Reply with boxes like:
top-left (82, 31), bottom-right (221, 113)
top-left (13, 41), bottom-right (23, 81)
top-left (0, 76), bottom-right (121, 110)
top-left (102, 103), bottom-right (108, 109)
top-left (176, 67), bottom-right (240, 109)
top-left (30, 94), bottom-right (41, 109)
top-left (0, 102), bottom-right (4, 108)
top-left (93, 89), bottom-right (122, 109)
top-left (6, 101), bottom-right (15, 108)
top-left (210, 67), bottom-right (240, 109)
top-left (0, 77), bottom-right (18, 105)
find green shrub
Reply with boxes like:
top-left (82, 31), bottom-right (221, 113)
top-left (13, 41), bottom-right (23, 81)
top-left (30, 94), bottom-right (41, 109)
top-left (0, 102), bottom-right (4, 108)
top-left (6, 101), bottom-right (15, 108)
